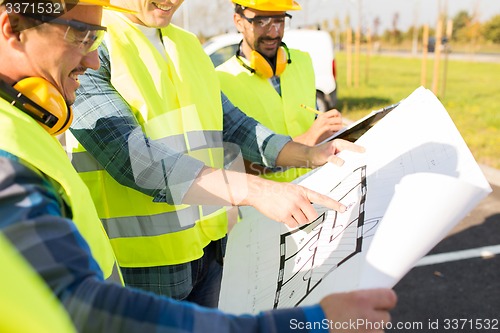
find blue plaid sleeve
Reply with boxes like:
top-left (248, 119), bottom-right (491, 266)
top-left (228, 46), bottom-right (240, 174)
top-left (221, 92), bottom-right (291, 167)
top-left (302, 305), bottom-right (329, 332)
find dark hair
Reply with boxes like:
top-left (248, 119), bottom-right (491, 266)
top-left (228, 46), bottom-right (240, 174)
top-left (234, 4), bottom-right (245, 14)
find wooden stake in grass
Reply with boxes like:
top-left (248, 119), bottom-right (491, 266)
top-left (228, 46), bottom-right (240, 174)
top-left (441, 19), bottom-right (453, 98)
top-left (420, 24), bottom-right (429, 87)
top-left (354, 24), bottom-right (361, 88)
top-left (432, 19), bottom-right (443, 96)
top-left (365, 27), bottom-right (372, 84)
top-left (346, 25), bottom-right (353, 88)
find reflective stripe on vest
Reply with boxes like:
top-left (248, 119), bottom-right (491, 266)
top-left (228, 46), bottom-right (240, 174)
top-left (216, 51), bottom-right (317, 182)
top-left (0, 99), bottom-right (122, 285)
top-left (67, 12), bottom-right (227, 267)
top-left (71, 130), bottom-right (223, 173)
top-left (0, 234), bottom-right (77, 333)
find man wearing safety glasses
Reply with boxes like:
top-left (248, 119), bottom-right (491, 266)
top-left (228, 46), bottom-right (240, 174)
top-left (19, 12), bottom-right (107, 52)
top-left (216, 0), bottom-right (344, 183)
top-left (0, 0), bottom-right (396, 332)
top-left (0, 0), bottom-right (114, 105)
top-left (239, 11), bottom-right (292, 32)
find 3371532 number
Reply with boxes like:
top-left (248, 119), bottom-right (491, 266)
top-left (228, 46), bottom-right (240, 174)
top-left (5, 2), bottom-right (64, 15)
top-left (443, 318), bottom-right (499, 330)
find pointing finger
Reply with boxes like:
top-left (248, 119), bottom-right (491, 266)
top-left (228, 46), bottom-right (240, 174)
top-left (305, 188), bottom-right (346, 213)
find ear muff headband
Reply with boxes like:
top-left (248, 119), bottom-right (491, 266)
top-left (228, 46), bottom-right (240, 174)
top-left (236, 41), bottom-right (292, 79)
top-left (0, 78), bottom-right (72, 136)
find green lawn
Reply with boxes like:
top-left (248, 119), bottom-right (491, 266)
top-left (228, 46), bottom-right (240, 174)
top-left (335, 52), bottom-right (500, 169)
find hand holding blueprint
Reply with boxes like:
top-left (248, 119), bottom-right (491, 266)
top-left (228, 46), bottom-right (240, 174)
top-left (219, 87), bottom-right (492, 314)
top-left (319, 102), bottom-right (399, 143)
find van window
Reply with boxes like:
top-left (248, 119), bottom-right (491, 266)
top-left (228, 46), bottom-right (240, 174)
top-left (209, 44), bottom-right (239, 67)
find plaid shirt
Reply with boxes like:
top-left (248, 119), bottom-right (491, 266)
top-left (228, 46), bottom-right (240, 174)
top-left (270, 75), bottom-right (282, 95)
top-left (69, 43), bottom-right (292, 298)
top-left (0, 149), bottom-right (325, 333)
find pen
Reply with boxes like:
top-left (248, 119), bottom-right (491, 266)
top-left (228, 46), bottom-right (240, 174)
top-left (300, 104), bottom-right (322, 115)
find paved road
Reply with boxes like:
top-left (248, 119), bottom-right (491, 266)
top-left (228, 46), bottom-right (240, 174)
top-left (378, 50), bottom-right (500, 64)
top-left (390, 165), bottom-right (500, 332)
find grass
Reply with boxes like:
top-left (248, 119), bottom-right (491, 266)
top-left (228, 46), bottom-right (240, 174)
top-left (334, 52), bottom-right (500, 169)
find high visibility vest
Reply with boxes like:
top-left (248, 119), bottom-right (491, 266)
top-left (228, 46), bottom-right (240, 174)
top-left (0, 234), bottom-right (77, 333)
top-left (67, 12), bottom-right (228, 267)
top-left (216, 51), bottom-right (316, 182)
top-left (0, 98), bottom-right (122, 284)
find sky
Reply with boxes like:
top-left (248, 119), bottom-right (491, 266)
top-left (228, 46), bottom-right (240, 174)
top-left (174, 0), bottom-right (500, 37)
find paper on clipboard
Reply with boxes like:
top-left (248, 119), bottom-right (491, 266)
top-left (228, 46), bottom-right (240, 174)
top-left (319, 102), bottom-right (401, 144)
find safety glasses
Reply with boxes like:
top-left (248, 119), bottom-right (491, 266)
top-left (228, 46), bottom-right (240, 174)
top-left (240, 13), bottom-right (292, 31)
top-left (22, 13), bottom-right (107, 53)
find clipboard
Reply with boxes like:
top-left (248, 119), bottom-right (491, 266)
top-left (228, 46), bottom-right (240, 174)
top-left (321, 102), bottom-right (401, 143)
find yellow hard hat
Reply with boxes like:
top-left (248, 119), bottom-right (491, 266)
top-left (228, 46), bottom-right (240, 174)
top-left (233, 0), bottom-right (301, 11)
top-left (0, 0), bottom-right (134, 13)
top-left (68, 0), bottom-right (135, 13)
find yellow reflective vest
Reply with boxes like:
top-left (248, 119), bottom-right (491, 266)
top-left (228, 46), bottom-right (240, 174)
top-left (68, 12), bottom-right (228, 268)
top-left (0, 233), bottom-right (77, 333)
top-left (0, 98), bottom-right (122, 284)
top-left (216, 51), bottom-right (316, 182)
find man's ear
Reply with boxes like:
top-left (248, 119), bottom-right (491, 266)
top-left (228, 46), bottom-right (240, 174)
top-left (234, 13), bottom-right (244, 34)
top-left (0, 11), bottom-right (22, 44)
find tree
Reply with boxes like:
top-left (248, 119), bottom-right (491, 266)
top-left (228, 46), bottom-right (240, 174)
top-left (482, 15), bottom-right (500, 44)
top-left (373, 16), bottom-right (380, 39)
top-left (386, 12), bottom-right (402, 44)
top-left (452, 10), bottom-right (471, 40)
top-left (452, 10), bottom-right (482, 43)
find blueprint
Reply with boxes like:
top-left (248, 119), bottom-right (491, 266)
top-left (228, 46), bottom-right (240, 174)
top-left (218, 87), bottom-right (492, 314)
top-left (274, 166), bottom-right (368, 308)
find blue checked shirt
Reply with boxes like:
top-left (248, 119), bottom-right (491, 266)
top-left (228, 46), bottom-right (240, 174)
top-left (69, 43), bottom-right (293, 300)
top-left (0, 149), bottom-right (327, 333)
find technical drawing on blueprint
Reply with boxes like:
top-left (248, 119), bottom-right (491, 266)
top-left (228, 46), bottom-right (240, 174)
top-left (274, 165), bottom-right (368, 309)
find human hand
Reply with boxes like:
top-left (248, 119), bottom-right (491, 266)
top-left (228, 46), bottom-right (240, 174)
top-left (244, 176), bottom-right (347, 228)
top-left (294, 109), bottom-right (343, 146)
top-left (307, 138), bottom-right (365, 169)
top-left (320, 289), bottom-right (397, 333)
top-left (185, 165), bottom-right (345, 229)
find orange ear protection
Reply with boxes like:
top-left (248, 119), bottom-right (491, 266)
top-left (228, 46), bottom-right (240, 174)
top-left (236, 41), bottom-right (291, 78)
top-left (0, 78), bottom-right (72, 136)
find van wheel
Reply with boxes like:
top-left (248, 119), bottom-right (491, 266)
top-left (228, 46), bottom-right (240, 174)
top-left (316, 91), bottom-right (329, 112)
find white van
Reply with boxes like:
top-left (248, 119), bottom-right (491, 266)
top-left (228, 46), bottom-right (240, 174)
top-left (203, 29), bottom-right (337, 110)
